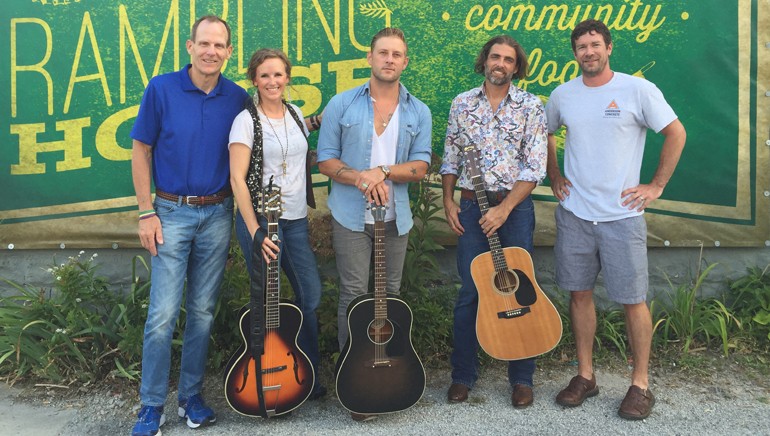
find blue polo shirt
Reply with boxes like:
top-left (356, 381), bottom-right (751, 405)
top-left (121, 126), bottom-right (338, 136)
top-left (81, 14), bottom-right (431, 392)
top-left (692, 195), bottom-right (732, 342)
top-left (131, 65), bottom-right (248, 195)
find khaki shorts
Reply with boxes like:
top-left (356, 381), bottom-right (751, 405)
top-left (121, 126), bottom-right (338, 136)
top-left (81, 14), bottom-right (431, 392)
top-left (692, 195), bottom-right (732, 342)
top-left (554, 205), bottom-right (649, 305)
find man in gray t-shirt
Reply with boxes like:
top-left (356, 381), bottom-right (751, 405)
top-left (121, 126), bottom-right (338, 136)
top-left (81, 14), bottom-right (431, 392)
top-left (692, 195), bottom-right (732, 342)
top-left (545, 19), bottom-right (686, 421)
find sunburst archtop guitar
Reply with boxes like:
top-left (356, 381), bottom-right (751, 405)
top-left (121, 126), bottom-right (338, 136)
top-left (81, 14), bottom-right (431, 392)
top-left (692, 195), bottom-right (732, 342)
top-left (223, 181), bottom-right (314, 418)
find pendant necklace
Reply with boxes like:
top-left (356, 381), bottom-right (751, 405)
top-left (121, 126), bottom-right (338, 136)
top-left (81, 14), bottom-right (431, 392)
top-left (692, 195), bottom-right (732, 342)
top-left (372, 95), bottom-right (398, 128)
top-left (261, 103), bottom-right (289, 176)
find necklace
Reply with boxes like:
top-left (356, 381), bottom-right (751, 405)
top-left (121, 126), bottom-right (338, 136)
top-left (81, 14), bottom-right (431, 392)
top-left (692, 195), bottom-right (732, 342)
top-left (371, 95), bottom-right (398, 128)
top-left (260, 103), bottom-right (289, 176)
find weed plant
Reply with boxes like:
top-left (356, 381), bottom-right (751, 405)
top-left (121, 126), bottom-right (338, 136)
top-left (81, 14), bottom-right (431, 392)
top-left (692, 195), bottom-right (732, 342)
top-left (728, 264), bottom-right (770, 343)
top-left (0, 252), bottom-right (150, 385)
top-left (1, 204), bottom-right (767, 387)
top-left (654, 263), bottom-right (741, 355)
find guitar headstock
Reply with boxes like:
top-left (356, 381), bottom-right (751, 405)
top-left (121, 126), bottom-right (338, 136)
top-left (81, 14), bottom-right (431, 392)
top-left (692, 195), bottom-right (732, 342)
top-left (261, 176), bottom-right (282, 223)
top-left (462, 145), bottom-right (482, 176)
top-left (369, 202), bottom-right (387, 223)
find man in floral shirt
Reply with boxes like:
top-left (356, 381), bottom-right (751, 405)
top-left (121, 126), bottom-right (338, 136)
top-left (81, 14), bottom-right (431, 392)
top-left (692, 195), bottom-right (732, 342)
top-left (440, 34), bottom-right (547, 409)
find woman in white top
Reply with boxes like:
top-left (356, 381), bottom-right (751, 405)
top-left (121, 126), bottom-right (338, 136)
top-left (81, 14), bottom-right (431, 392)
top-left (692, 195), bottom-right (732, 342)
top-left (229, 48), bottom-right (326, 400)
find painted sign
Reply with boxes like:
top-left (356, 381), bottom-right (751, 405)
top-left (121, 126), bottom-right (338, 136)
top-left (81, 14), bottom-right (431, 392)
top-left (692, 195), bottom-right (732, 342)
top-left (1, 0), bottom-right (768, 248)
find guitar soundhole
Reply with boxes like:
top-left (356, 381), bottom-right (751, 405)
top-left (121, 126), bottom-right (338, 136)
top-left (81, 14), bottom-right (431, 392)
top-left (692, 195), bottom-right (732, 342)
top-left (368, 319), bottom-right (394, 345)
top-left (494, 270), bottom-right (520, 295)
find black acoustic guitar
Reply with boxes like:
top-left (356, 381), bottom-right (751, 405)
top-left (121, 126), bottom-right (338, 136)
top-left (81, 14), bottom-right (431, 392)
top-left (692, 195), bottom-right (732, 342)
top-left (335, 203), bottom-right (426, 415)
top-left (223, 182), bottom-right (314, 417)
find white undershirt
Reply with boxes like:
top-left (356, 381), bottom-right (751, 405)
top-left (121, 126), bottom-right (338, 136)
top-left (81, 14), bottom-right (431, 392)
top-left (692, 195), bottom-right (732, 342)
top-left (366, 105), bottom-right (399, 224)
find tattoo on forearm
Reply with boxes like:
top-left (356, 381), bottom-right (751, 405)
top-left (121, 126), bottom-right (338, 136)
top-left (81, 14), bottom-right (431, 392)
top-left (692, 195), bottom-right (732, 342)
top-left (410, 167), bottom-right (417, 176)
top-left (335, 165), bottom-right (354, 177)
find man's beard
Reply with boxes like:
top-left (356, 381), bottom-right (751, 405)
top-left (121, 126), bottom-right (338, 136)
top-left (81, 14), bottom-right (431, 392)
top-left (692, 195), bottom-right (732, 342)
top-left (485, 67), bottom-right (513, 86)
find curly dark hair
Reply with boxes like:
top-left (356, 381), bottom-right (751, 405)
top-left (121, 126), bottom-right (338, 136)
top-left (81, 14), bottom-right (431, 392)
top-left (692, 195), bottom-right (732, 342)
top-left (474, 35), bottom-right (529, 80)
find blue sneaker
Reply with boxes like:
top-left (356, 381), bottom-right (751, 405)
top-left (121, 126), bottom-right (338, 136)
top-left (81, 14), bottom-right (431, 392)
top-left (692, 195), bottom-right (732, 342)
top-left (178, 394), bottom-right (216, 428)
top-left (132, 405), bottom-right (165, 436)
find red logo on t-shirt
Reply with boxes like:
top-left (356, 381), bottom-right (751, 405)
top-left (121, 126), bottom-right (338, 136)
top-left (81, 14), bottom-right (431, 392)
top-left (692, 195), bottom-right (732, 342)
top-left (604, 100), bottom-right (620, 118)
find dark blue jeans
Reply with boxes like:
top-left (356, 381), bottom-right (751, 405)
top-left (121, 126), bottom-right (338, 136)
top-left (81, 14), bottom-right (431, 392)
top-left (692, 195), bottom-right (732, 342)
top-left (450, 196), bottom-right (537, 388)
top-left (235, 212), bottom-right (323, 390)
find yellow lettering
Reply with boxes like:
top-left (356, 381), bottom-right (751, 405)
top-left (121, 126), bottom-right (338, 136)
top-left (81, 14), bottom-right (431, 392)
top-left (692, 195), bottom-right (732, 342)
top-left (297, 0), bottom-right (341, 61)
top-left (531, 5), bottom-right (568, 30)
top-left (64, 12), bottom-right (112, 114)
top-left (96, 106), bottom-right (138, 161)
top-left (238, 0), bottom-right (246, 74)
top-left (119, 1), bottom-right (180, 103)
top-left (291, 63), bottom-right (322, 115)
top-left (484, 5), bottom-right (505, 31)
top-left (328, 58), bottom-right (369, 93)
top-left (465, 5), bottom-right (484, 31)
top-left (350, 0), bottom-right (392, 51)
top-left (11, 18), bottom-right (53, 117)
top-left (518, 48), bottom-right (579, 90)
top-left (10, 118), bottom-right (92, 175)
top-left (595, 5), bottom-right (613, 24)
top-left (462, 2), bottom-right (665, 43)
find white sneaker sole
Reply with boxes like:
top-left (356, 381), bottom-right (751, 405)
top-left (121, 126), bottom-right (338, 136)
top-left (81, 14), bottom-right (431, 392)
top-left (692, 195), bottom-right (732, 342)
top-left (178, 407), bottom-right (216, 429)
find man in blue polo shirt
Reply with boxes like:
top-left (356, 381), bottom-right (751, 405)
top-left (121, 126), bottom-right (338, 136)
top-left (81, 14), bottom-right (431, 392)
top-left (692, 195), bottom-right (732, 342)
top-left (130, 15), bottom-right (248, 436)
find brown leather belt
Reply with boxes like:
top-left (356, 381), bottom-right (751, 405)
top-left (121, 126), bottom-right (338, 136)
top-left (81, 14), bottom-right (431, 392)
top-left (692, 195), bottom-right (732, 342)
top-left (461, 188), bottom-right (510, 206)
top-left (155, 188), bottom-right (232, 206)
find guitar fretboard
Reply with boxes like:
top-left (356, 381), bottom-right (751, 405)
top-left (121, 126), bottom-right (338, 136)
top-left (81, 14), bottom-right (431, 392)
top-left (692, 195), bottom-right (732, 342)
top-left (469, 173), bottom-right (508, 273)
top-left (265, 221), bottom-right (280, 330)
top-left (373, 218), bottom-right (387, 321)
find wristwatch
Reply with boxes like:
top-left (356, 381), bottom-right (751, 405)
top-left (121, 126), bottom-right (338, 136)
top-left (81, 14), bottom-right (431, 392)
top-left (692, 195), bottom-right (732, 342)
top-left (379, 165), bottom-right (391, 180)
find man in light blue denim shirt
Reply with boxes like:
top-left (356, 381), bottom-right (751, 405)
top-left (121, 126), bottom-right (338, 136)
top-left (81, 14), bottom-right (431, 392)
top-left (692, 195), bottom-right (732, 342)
top-left (317, 28), bottom-right (432, 390)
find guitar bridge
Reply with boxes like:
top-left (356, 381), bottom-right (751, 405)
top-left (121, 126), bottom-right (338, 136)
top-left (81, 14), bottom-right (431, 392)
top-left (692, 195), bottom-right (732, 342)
top-left (262, 365), bottom-right (288, 374)
top-left (497, 306), bottom-right (531, 319)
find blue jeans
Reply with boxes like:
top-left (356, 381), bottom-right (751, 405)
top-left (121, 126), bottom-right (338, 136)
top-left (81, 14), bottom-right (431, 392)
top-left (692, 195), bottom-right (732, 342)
top-left (450, 196), bottom-right (537, 388)
top-left (235, 212), bottom-right (323, 389)
top-left (140, 196), bottom-right (233, 406)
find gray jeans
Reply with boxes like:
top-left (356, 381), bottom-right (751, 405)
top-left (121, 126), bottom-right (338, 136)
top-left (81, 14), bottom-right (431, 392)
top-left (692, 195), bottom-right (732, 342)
top-left (332, 218), bottom-right (409, 349)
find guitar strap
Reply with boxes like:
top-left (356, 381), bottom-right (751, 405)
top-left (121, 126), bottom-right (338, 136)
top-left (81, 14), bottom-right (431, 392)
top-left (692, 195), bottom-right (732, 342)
top-left (248, 231), bottom-right (269, 419)
top-left (245, 101), bottom-right (316, 210)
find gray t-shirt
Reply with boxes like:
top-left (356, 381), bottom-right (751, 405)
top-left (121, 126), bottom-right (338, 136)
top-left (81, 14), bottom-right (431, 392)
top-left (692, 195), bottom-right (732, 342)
top-left (545, 72), bottom-right (677, 221)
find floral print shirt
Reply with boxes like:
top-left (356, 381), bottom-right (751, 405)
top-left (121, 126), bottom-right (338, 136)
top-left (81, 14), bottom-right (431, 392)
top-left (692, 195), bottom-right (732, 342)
top-left (440, 83), bottom-right (547, 191)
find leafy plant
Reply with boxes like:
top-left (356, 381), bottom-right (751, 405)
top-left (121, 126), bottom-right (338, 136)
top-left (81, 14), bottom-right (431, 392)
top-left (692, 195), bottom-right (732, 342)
top-left (1, 252), bottom-right (125, 384)
top-left (401, 173), bottom-right (455, 364)
top-left (728, 264), bottom-right (770, 343)
top-left (402, 174), bottom-right (446, 295)
top-left (594, 308), bottom-right (628, 360)
top-left (654, 263), bottom-right (741, 355)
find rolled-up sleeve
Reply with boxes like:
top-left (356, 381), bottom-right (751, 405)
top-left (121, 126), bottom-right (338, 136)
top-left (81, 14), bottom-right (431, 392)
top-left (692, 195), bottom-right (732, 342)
top-left (439, 98), bottom-right (462, 176)
top-left (316, 95), bottom-right (343, 163)
top-left (517, 102), bottom-right (548, 184)
top-left (406, 101), bottom-right (433, 164)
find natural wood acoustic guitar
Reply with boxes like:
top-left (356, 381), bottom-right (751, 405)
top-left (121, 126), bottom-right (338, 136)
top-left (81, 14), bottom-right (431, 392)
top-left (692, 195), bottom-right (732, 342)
top-left (463, 145), bottom-right (562, 360)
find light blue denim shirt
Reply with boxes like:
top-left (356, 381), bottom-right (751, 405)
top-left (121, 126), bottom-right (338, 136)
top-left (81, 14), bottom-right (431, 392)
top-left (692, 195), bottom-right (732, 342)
top-left (317, 81), bottom-right (433, 235)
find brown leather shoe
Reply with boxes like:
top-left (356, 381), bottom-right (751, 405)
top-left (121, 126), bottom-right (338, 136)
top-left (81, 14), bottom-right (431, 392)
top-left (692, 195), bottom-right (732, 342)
top-left (511, 384), bottom-right (533, 409)
top-left (555, 374), bottom-right (599, 407)
top-left (618, 385), bottom-right (655, 420)
top-left (447, 383), bottom-right (469, 403)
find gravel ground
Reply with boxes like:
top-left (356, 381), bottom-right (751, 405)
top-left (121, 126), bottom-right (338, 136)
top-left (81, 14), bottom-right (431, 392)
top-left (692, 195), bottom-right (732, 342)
top-left (3, 360), bottom-right (770, 436)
